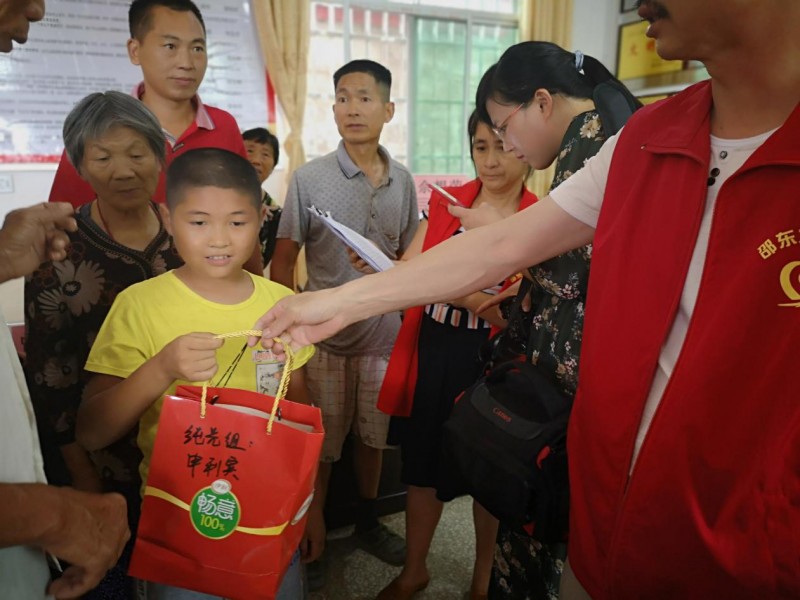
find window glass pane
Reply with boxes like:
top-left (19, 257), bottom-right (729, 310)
top-left (411, 18), bottom-right (467, 174)
top-left (304, 2), bottom-right (517, 176)
top-left (349, 9), bottom-right (409, 164)
top-left (469, 23), bottom-right (518, 98)
top-left (392, 0), bottom-right (516, 14)
top-left (305, 2), bottom-right (347, 160)
top-left (305, 3), bottom-right (408, 164)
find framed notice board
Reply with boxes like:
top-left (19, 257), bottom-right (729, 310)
top-left (616, 20), bottom-right (683, 81)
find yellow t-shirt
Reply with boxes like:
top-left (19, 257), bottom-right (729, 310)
top-left (85, 271), bottom-right (315, 494)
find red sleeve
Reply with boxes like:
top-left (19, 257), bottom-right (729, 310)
top-left (48, 150), bottom-right (94, 208)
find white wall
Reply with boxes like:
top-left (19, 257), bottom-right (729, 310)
top-left (572, 0), bottom-right (620, 71)
top-left (0, 166), bottom-right (57, 219)
top-left (0, 165), bottom-right (57, 325)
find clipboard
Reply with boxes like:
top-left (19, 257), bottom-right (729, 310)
top-left (307, 206), bottom-right (395, 272)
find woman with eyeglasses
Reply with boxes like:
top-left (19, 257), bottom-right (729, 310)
top-left (463, 41), bottom-right (639, 600)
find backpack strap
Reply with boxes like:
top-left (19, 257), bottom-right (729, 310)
top-left (593, 79), bottom-right (641, 136)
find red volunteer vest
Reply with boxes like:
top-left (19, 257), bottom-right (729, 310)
top-left (377, 180), bottom-right (537, 416)
top-left (569, 81), bottom-right (800, 598)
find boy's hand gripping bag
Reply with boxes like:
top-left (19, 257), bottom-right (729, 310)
top-left (129, 338), bottom-right (323, 599)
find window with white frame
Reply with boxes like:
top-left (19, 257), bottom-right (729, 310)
top-left (305, 1), bottom-right (518, 175)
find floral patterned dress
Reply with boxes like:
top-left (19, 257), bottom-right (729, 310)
top-left (490, 111), bottom-right (606, 600)
top-left (23, 202), bottom-right (182, 598)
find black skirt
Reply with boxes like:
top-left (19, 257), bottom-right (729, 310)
top-left (389, 313), bottom-right (488, 488)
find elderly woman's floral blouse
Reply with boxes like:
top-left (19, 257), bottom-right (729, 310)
top-left (24, 202), bottom-right (182, 491)
top-left (492, 110), bottom-right (606, 600)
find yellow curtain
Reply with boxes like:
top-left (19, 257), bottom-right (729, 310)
top-left (252, 0), bottom-right (310, 288)
top-left (252, 0), bottom-right (310, 181)
top-left (519, 0), bottom-right (574, 199)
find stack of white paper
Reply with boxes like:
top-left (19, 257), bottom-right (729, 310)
top-left (307, 206), bottom-right (395, 272)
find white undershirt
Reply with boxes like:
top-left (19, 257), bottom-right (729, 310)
top-left (551, 127), bottom-right (776, 469)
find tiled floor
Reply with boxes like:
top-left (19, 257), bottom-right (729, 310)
top-left (311, 495), bottom-right (475, 600)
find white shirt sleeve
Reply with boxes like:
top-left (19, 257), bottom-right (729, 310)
top-left (549, 131), bottom-right (620, 229)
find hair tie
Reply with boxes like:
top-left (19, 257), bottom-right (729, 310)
top-left (574, 50), bottom-right (584, 72)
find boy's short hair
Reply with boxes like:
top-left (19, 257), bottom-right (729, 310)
top-left (129, 0), bottom-right (206, 40)
top-left (166, 148), bottom-right (262, 211)
top-left (242, 127), bottom-right (280, 167)
top-left (333, 59), bottom-right (392, 102)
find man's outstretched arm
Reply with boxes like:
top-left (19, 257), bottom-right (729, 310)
top-left (253, 196), bottom-right (594, 352)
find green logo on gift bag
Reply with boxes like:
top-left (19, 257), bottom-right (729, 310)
top-left (190, 479), bottom-right (241, 539)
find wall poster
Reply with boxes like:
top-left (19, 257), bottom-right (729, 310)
top-left (616, 20), bottom-right (683, 81)
top-left (0, 0), bottom-right (268, 162)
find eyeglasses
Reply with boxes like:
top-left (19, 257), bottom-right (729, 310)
top-left (491, 102), bottom-right (526, 140)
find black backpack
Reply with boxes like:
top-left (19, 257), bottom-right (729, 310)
top-left (438, 280), bottom-right (572, 543)
top-left (439, 359), bottom-right (571, 542)
top-left (593, 78), bottom-right (642, 136)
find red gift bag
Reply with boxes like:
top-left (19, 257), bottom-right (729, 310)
top-left (129, 353), bottom-right (323, 599)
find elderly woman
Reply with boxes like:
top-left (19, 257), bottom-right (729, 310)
top-left (24, 91), bottom-right (182, 599)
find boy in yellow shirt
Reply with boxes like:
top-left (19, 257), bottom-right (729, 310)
top-left (78, 147), bottom-right (319, 599)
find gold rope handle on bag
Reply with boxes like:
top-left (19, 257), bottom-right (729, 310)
top-left (198, 330), bottom-right (294, 434)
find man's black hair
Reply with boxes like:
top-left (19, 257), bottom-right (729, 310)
top-left (333, 59), bottom-right (392, 102)
top-left (129, 0), bottom-right (205, 39)
top-left (242, 127), bottom-right (280, 167)
top-left (166, 148), bottom-right (262, 211)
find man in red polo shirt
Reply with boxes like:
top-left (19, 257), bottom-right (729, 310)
top-left (48, 0), bottom-right (247, 207)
